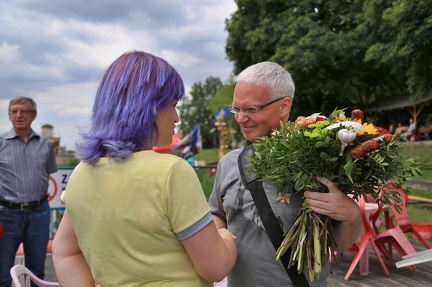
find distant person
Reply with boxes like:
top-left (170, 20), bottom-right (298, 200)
top-left (52, 50), bottom-right (237, 287)
top-left (401, 118), bottom-right (416, 141)
top-left (395, 122), bottom-right (407, 134)
top-left (180, 145), bottom-right (199, 166)
top-left (0, 97), bottom-right (58, 286)
top-left (388, 123), bottom-right (395, 134)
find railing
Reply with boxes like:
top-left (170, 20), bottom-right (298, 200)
top-left (48, 164), bottom-right (218, 237)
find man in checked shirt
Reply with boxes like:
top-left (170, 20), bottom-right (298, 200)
top-left (0, 97), bottom-right (57, 286)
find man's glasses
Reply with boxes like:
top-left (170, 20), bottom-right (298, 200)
top-left (8, 109), bottom-right (36, 115)
top-left (228, 98), bottom-right (286, 115)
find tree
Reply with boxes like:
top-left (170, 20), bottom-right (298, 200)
top-left (178, 77), bottom-right (223, 148)
top-left (362, 0), bottom-right (432, 98)
top-left (225, 0), bottom-right (432, 118)
top-left (209, 78), bottom-right (245, 147)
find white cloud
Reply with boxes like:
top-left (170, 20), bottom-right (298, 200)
top-left (0, 42), bottom-right (20, 62)
top-left (0, 0), bottom-right (237, 150)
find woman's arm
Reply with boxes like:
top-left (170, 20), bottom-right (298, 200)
top-left (181, 220), bottom-right (237, 282)
top-left (212, 214), bottom-right (227, 229)
top-left (52, 211), bottom-right (95, 287)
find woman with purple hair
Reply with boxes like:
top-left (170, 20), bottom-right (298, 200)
top-left (52, 51), bottom-right (237, 287)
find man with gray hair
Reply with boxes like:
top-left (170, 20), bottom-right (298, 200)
top-left (0, 97), bottom-right (57, 286)
top-left (209, 62), bottom-right (362, 286)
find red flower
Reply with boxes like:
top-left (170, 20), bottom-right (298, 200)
top-left (316, 116), bottom-right (327, 122)
top-left (376, 126), bottom-right (391, 135)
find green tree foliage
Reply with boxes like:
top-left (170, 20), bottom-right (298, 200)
top-left (178, 77), bottom-right (223, 148)
top-left (208, 77), bottom-right (236, 115)
top-left (225, 0), bottom-right (432, 118)
top-left (209, 78), bottom-right (245, 146)
top-left (362, 0), bottom-right (432, 97)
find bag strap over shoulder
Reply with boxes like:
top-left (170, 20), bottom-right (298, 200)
top-left (238, 144), bottom-right (310, 287)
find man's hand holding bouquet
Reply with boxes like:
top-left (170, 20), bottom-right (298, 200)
top-left (246, 108), bottom-right (422, 281)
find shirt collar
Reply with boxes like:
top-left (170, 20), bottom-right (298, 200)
top-left (4, 128), bottom-right (40, 140)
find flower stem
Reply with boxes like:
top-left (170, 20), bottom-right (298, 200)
top-left (276, 203), bottom-right (334, 281)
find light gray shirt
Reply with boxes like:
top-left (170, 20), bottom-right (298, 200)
top-left (208, 148), bottom-right (330, 287)
top-left (0, 128), bottom-right (57, 203)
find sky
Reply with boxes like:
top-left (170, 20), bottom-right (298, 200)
top-left (0, 0), bottom-right (237, 151)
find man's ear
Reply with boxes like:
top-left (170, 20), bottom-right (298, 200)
top-left (31, 111), bottom-right (37, 121)
top-left (280, 97), bottom-right (292, 119)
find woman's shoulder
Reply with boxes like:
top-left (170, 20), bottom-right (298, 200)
top-left (134, 151), bottom-right (192, 169)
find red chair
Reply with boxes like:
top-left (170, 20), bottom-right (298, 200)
top-left (368, 193), bottom-right (417, 269)
top-left (383, 183), bottom-right (432, 250)
top-left (344, 191), bottom-right (418, 280)
top-left (344, 196), bottom-right (391, 280)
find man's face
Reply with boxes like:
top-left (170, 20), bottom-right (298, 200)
top-left (8, 101), bottom-right (37, 132)
top-left (232, 81), bottom-right (292, 143)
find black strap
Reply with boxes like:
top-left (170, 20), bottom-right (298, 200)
top-left (238, 144), bottom-right (310, 287)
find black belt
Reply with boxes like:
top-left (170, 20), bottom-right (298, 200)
top-left (0, 195), bottom-right (48, 211)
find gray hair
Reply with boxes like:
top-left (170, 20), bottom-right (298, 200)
top-left (8, 97), bottom-right (37, 112)
top-left (235, 61), bottom-right (295, 100)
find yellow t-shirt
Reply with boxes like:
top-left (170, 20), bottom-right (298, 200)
top-left (62, 151), bottom-right (212, 287)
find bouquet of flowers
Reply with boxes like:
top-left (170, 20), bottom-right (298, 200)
top-left (246, 108), bottom-right (422, 281)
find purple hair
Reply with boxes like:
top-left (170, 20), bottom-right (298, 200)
top-left (75, 51), bottom-right (184, 163)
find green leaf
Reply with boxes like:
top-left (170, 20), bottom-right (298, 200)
top-left (344, 154), bottom-right (354, 183)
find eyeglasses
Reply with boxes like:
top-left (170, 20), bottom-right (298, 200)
top-left (8, 109), bottom-right (36, 115)
top-left (228, 98), bottom-right (286, 115)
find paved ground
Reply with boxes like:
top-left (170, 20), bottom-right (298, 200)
top-left (30, 238), bottom-right (432, 286)
top-left (44, 257), bottom-right (57, 283)
top-left (14, 207), bottom-right (432, 286)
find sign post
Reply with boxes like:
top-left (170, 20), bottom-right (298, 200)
top-left (47, 167), bottom-right (74, 209)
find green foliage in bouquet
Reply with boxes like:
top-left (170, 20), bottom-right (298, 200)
top-left (245, 108), bottom-right (422, 281)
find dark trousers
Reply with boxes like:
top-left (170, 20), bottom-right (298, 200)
top-left (0, 201), bottom-right (50, 287)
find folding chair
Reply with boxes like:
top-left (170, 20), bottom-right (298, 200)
top-left (368, 192), bottom-right (417, 268)
top-left (384, 183), bottom-right (432, 249)
top-left (343, 196), bottom-right (391, 280)
top-left (10, 265), bottom-right (59, 287)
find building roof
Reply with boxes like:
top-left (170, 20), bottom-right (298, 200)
top-left (362, 92), bottom-right (432, 113)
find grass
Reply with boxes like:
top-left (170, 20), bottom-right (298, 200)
top-left (193, 149), bottom-right (230, 198)
top-left (194, 148), bottom-right (232, 163)
top-left (400, 143), bottom-right (432, 176)
top-left (194, 143), bottom-right (432, 223)
top-left (194, 168), bottom-right (216, 199)
top-left (400, 143), bottom-right (432, 223)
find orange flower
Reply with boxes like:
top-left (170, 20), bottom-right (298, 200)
top-left (295, 113), bottom-right (321, 127)
top-left (295, 116), bottom-right (307, 127)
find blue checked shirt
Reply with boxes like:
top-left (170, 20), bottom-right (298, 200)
top-left (0, 128), bottom-right (57, 203)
